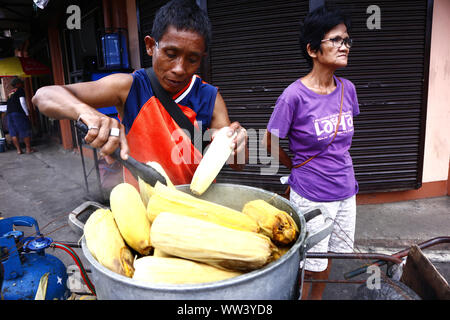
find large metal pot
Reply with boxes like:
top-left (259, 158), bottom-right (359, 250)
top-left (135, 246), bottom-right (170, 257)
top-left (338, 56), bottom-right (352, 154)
top-left (81, 183), bottom-right (333, 300)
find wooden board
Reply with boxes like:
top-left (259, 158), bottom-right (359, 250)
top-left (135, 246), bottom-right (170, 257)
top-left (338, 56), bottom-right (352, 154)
top-left (400, 245), bottom-right (450, 300)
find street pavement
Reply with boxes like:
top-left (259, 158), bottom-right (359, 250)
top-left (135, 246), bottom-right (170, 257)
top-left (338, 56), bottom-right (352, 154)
top-left (0, 137), bottom-right (449, 300)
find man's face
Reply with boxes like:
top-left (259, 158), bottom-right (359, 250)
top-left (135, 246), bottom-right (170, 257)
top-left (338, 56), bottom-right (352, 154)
top-left (145, 25), bottom-right (206, 95)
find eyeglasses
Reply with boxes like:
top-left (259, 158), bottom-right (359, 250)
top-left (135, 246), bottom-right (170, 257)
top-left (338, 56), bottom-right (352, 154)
top-left (321, 37), bottom-right (353, 48)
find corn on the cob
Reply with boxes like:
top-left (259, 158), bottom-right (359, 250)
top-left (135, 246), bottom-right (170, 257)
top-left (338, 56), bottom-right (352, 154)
top-left (138, 161), bottom-right (174, 207)
top-left (133, 256), bottom-right (242, 284)
top-left (146, 182), bottom-right (259, 233)
top-left (150, 212), bottom-right (277, 272)
top-left (190, 126), bottom-right (237, 195)
top-left (273, 246), bottom-right (291, 261)
top-left (84, 208), bottom-right (134, 277)
top-left (242, 199), bottom-right (299, 245)
top-left (153, 248), bottom-right (172, 258)
top-left (110, 183), bottom-right (152, 255)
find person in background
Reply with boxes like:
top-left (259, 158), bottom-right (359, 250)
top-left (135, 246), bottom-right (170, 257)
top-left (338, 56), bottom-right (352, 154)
top-left (32, 0), bottom-right (248, 189)
top-left (6, 77), bottom-right (36, 154)
top-left (263, 6), bottom-right (360, 300)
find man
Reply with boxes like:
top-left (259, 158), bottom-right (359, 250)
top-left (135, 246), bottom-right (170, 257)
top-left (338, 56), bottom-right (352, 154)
top-left (32, 0), bottom-right (247, 188)
top-left (6, 77), bottom-right (35, 154)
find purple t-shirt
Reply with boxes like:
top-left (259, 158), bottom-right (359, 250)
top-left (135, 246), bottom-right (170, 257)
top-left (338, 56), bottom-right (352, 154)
top-left (267, 75), bottom-right (360, 202)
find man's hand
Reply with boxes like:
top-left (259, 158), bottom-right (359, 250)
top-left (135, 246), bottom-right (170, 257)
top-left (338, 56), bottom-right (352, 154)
top-left (78, 112), bottom-right (129, 164)
top-left (228, 121), bottom-right (247, 157)
top-left (227, 121), bottom-right (248, 170)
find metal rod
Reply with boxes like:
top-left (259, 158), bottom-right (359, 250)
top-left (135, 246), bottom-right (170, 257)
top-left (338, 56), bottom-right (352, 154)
top-left (344, 236), bottom-right (450, 279)
top-left (306, 252), bottom-right (403, 265)
top-left (304, 279), bottom-right (366, 284)
top-left (76, 129), bottom-right (90, 195)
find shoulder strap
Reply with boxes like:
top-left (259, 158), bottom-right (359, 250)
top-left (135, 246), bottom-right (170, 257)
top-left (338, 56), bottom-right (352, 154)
top-left (293, 77), bottom-right (345, 169)
top-left (145, 67), bottom-right (205, 152)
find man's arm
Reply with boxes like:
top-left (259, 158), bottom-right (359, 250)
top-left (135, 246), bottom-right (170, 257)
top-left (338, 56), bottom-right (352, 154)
top-left (209, 92), bottom-right (248, 171)
top-left (32, 73), bottom-right (133, 160)
top-left (19, 96), bottom-right (29, 116)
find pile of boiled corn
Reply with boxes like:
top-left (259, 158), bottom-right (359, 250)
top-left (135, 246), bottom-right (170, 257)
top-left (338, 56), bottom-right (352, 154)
top-left (83, 162), bottom-right (299, 285)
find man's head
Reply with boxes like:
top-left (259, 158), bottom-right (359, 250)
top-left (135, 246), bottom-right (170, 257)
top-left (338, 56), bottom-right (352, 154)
top-left (145, 0), bottom-right (212, 95)
top-left (151, 0), bottom-right (211, 52)
top-left (11, 77), bottom-right (24, 88)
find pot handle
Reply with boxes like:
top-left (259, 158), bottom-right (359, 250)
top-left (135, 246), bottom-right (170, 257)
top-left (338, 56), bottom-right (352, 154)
top-left (68, 201), bottom-right (108, 236)
top-left (302, 206), bottom-right (334, 251)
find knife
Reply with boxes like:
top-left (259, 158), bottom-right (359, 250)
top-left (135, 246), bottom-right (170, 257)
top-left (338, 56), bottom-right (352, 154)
top-left (75, 120), bottom-right (167, 187)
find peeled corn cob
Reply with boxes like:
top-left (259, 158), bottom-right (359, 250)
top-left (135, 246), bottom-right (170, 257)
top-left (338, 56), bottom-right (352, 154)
top-left (133, 256), bottom-right (242, 284)
top-left (84, 208), bottom-right (134, 277)
top-left (150, 212), bottom-right (277, 272)
top-left (190, 126), bottom-right (237, 195)
top-left (110, 183), bottom-right (152, 255)
top-left (242, 199), bottom-right (299, 245)
top-left (138, 161), bottom-right (174, 207)
top-left (146, 182), bottom-right (259, 233)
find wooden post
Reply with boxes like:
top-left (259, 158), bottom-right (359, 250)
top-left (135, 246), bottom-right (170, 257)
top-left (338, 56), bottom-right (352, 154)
top-left (47, 24), bottom-right (73, 150)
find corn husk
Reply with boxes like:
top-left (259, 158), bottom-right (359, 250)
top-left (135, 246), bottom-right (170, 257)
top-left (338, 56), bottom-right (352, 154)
top-left (133, 256), bottom-right (242, 284)
top-left (150, 212), bottom-right (277, 272)
top-left (242, 199), bottom-right (299, 245)
top-left (110, 183), bottom-right (152, 255)
top-left (84, 208), bottom-right (134, 277)
top-left (138, 161), bottom-right (175, 207)
top-left (147, 182), bottom-right (259, 233)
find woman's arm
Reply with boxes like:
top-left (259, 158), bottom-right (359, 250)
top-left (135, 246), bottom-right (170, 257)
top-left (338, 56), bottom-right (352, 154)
top-left (262, 130), bottom-right (293, 170)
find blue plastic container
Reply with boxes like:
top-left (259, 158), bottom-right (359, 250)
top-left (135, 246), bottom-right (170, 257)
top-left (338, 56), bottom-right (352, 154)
top-left (0, 138), bottom-right (5, 152)
top-left (101, 33), bottom-right (129, 69)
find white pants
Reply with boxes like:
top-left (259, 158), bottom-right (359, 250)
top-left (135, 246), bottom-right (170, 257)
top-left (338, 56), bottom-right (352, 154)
top-left (290, 189), bottom-right (357, 272)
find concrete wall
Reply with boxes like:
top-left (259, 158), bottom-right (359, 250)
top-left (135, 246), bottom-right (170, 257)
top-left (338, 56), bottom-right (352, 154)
top-left (422, 0), bottom-right (450, 184)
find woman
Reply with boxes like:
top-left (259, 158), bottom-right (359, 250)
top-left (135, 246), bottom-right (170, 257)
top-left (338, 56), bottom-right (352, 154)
top-left (264, 6), bottom-right (359, 300)
top-left (6, 78), bottom-right (35, 154)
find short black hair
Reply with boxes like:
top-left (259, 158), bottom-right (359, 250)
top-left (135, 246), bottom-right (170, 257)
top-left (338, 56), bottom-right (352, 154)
top-left (299, 5), bottom-right (351, 67)
top-left (11, 77), bottom-right (24, 87)
top-left (152, 0), bottom-right (212, 52)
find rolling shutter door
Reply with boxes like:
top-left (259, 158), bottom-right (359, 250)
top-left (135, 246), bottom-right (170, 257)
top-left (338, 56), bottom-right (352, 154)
top-left (324, 0), bottom-right (431, 192)
top-left (207, 0), bottom-right (432, 194)
top-left (207, 0), bottom-right (309, 193)
top-left (136, 0), bottom-right (431, 194)
top-left (136, 0), bottom-right (168, 68)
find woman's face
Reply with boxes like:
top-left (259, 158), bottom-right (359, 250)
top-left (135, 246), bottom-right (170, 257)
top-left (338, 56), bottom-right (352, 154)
top-left (311, 23), bottom-right (351, 69)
